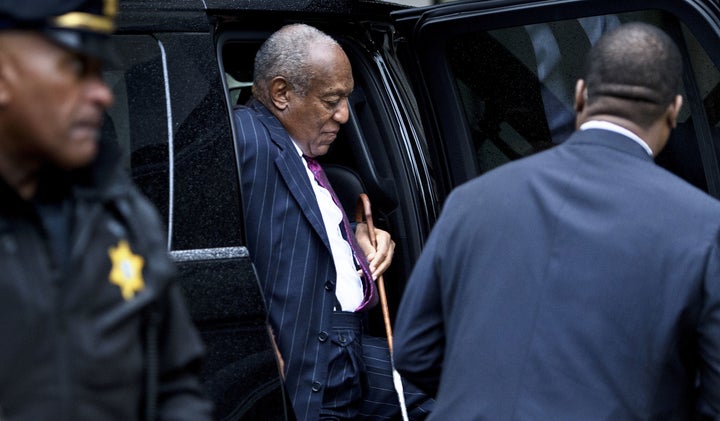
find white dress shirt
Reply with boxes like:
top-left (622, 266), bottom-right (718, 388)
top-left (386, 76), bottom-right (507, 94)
top-left (293, 142), bottom-right (364, 311)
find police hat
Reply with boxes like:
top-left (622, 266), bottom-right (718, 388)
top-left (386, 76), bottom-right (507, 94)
top-left (0, 0), bottom-right (117, 63)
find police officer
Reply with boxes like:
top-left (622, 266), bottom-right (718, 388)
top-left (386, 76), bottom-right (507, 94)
top-left (0, 1), bottom-right (213, 420)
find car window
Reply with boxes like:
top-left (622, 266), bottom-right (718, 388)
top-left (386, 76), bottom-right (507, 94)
top-left (104, 34), bottom-right (244, 251)
top-left (156, 33), bottom-right (244, 251)
top-left (447, 10), bottom-right (719, 194)
top-left (103, 35), bottom-right (170, 227)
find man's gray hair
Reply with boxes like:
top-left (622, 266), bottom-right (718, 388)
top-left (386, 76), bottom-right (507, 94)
top-left (253, 24), bottom-right (340, 104)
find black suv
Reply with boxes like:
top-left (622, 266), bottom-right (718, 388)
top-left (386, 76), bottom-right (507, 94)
top-left (106, 0), bottom-right (720, 419)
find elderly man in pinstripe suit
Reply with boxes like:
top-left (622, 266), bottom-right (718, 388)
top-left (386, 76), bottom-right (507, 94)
top-left (233, 24), bottom-right (432, 421)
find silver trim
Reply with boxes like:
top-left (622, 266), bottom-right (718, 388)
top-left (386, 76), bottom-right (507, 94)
top-left (158, 39), bottom-right (175, 251)
top-left (170, 246), bottom-right (250, 262)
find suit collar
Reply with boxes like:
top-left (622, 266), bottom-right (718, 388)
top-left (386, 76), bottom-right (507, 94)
top-left (248, 99), bottom-right (332, 250)
top-left (567, 128), bottom-right (655, 163)
top-left (248, 99), bottom-right (294, 152)
top-left (579, 121), bottom-right (653, 156)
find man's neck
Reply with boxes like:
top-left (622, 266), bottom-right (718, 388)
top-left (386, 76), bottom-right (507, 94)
top-left (0, 151), bottom-right (40, 200)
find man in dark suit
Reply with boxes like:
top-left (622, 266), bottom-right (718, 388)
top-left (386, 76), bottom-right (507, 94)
top-left (234, 23), bottom-right (432, 420)
top-left (393, 22), bottom-right (720, 420)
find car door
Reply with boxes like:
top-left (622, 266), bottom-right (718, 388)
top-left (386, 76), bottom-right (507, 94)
top-left (392, 0), bottom-right (720, 203)
top-left (106, 4), bottom-right (292, 420)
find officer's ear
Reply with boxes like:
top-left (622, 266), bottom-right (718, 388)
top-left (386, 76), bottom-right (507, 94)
top-left (269, 76), bottom-right (291, 111)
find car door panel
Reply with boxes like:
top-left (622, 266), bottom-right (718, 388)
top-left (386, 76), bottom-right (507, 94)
top-left (171, 248), bottom-right (289, 420)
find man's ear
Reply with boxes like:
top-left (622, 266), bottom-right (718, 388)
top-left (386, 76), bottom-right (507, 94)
top-left (666, 94), bottom-right (683, 129)
top-left (269, 76), bottom-right (291, 111)
top-left (573, 79), bottom-right (586, 113)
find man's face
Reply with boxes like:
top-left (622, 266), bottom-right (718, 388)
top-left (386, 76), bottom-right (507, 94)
top-left (279, 45), bottom-right (354, 158)
top-left (0, 32), bottom-right (113, 170)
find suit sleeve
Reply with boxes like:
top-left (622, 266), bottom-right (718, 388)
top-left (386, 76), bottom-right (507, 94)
top-left (697, 228), bottom-right (720, 418)
top-left (232, 106), bottom-right (271, 259)
top-left (393, 200), bottom-right (456, 396)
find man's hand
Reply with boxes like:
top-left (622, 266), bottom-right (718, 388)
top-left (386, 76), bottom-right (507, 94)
top-left (355, 222), bottom-right (395, 280)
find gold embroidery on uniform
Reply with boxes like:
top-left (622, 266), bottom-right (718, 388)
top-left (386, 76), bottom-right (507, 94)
top-left (52, 1), bottom-right (117, 34)
top-left (52, 12), bottom-right (114, 33)
top-left (108, 240), bottom-right (145, 300)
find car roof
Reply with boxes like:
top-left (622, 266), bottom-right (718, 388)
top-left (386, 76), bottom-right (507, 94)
top-left (117, 0), bottom-right (405, 32)
top-left (205, 0), bottom-right (405, 13)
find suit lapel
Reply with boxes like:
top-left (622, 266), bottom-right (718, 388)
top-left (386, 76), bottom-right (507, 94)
top-left (251, 101), bottom-right (332, 250)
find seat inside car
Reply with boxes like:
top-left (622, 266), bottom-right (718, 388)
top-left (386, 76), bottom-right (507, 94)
top-left (323, 163), bottom-right (367, 220)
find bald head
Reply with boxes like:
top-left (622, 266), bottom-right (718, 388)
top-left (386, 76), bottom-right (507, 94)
top-left (582, 22), bottom-right (682, 128)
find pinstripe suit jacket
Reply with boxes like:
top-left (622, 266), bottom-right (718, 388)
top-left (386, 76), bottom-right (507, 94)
top-left (234, 100), bottom-right (341, 421)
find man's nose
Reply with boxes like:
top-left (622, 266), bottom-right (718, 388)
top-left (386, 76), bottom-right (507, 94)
top-left (87, 76), bottom-right (114, 109)
top-left (333, 98), bottom-right (350, 124)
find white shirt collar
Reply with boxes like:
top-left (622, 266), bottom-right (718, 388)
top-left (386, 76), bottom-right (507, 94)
top-left (579, 120), bottom-right (653, 156)
top-left (291, 139), bottom-right (304, 158)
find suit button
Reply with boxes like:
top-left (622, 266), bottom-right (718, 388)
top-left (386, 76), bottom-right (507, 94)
top-left (318, 331), bottom-right (328, 342)
top-left (324, 280), bottom-right (334, 291)
top-left (312, 381), bottom-right (322, 392)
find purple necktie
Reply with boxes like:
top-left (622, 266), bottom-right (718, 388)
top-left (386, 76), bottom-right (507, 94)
top-left (304, 155), bottom-right (378, 311)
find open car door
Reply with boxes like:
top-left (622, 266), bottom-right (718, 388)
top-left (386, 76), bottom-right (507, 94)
top-left (392, 0), bottom-right (720, 203)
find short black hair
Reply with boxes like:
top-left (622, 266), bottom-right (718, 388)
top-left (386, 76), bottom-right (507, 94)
top-left (584, 22), bottom-right (682, 127)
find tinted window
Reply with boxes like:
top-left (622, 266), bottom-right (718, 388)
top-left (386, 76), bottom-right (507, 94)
top-left (105, 34), bottom-right (243, 250)
top-left (674, 22), bottom-right (720, 192)
top-left (103, 35), bottom-right (170, 229)
top-left (447, 11), bottom-right (719, 193)
top-left (157, 33), bottom-right (243, 251)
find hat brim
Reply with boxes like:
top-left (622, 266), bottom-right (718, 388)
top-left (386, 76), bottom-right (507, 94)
top-left (43, 28), bottom-right (120, 67)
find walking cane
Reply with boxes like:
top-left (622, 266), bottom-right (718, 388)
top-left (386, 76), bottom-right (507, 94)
top-left (356, 193), bottom-right (410, 421)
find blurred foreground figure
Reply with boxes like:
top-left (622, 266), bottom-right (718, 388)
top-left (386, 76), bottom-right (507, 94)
top-left (0, 1), bottom-right (212, 419)
top-left (394, 22), bottom-right (720, 420)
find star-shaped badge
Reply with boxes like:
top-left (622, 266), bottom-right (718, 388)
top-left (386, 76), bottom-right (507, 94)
top-left (108, 239), bottom-right (145, 300)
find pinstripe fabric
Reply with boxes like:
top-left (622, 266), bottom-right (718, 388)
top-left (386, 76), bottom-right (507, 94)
top-left (234, 100), bottom-right (336, 420)
top-left (234, 100), bottom-right (432, 420)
